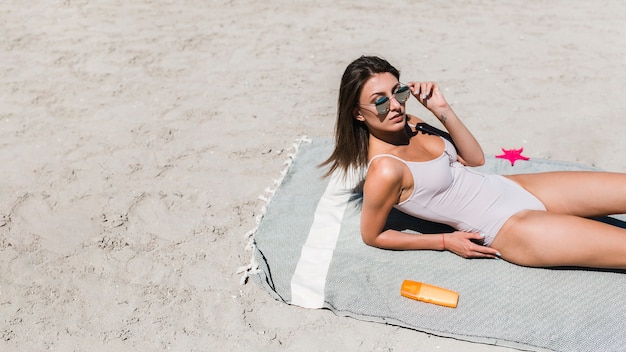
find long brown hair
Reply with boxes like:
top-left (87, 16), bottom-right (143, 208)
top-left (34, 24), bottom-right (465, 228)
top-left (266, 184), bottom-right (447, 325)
top-left (321, 56), bottom-right (400, 178)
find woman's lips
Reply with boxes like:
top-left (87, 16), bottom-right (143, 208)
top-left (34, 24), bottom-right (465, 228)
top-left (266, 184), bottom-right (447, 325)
top-left (389, 114), bottom-right (403, 122)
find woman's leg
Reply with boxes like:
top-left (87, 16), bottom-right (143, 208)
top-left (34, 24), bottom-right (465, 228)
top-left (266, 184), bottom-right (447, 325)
top-left (490, 210), bottom-right (626, 269)
top-left (506, 171), bottom-right (626, 217)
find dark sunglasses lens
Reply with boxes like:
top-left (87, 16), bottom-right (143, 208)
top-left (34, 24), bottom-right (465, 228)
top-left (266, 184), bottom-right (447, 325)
top-left (396, 86), bottom-right (410, 103)
top-left (375, 97), bottom-right (390, 114)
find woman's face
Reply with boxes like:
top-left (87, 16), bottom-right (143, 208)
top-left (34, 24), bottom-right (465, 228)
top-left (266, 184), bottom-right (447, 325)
top-left (355, 72), bottom-right (409, 131)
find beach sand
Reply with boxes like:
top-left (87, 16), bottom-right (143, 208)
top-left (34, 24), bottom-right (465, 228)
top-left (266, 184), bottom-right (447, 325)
top-left (1, 0), bottom-right (625, 350)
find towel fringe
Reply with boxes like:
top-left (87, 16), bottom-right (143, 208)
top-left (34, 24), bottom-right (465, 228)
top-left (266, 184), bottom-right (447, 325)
top-left (238, 135), bottom-right (312, 285)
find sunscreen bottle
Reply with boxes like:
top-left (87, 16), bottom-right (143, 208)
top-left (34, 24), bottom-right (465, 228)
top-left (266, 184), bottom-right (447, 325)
top-left (400, 280), bottom-right (459, 308)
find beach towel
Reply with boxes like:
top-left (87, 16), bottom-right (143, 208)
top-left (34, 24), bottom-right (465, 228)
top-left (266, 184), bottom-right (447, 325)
top-left (243, 137), bottom-right (626, 352)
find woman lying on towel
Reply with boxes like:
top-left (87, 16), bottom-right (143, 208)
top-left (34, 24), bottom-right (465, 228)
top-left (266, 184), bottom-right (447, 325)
top-left (322, 55), bottom-right (626, 270)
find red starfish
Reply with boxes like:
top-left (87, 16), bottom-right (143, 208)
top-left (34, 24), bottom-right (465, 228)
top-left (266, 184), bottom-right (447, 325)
top-left (496, 147), bottom-right (530, 166)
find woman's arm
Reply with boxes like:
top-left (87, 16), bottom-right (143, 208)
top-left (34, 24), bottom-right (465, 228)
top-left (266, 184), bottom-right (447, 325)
top-left (409, 81), bottom-right (485, 166)
top-left (368, 228), bottom-right (499, 259)
top-left (360, 158), bottom-right (444, 250)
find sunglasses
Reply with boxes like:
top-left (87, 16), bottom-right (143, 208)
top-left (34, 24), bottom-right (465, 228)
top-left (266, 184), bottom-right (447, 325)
top-left (359, 84), bottom-right (411, 115)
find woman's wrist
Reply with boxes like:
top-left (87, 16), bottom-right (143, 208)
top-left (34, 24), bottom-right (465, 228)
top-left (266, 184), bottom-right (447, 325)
top-left (430, 105), bottom-right (454, 123)
top-left (434, 107), bottom-right (456, 125)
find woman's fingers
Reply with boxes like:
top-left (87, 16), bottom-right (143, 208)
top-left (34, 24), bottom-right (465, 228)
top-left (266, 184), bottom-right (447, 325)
top-left (409, 81), bottom-right (427, 98)
top-left (424, 82), bottom-right (434, 99)
top-left (471, 245), bottom-right (501, 258)
top-left (454, 232), bottom-right (501, 258)
top-left (408, 81), bottom-right (417, 94)
top-left (409, 81), bottom-right (441, 106)
top-left (420, 82), bottom-right (430, 99)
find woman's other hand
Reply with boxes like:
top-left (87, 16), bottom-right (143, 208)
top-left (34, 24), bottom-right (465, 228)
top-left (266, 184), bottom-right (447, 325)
top-left (444, 231), bottom-right (501, 259)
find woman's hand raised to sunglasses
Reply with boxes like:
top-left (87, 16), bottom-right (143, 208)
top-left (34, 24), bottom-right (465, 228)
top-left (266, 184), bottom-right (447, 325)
top-left (408, 81), bottom-right (449, 113)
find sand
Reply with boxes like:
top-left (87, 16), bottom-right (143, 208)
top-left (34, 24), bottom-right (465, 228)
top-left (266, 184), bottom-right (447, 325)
top-left (1, 0), bottom-right (625, 350)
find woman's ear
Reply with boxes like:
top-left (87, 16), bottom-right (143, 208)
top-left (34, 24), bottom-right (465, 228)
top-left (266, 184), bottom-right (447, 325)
top-left (353, 109), bottom-right (365, 122)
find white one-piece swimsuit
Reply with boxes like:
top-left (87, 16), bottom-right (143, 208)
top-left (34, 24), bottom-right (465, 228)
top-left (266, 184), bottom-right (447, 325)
top-left (368, 137), bottom-right (546, 246)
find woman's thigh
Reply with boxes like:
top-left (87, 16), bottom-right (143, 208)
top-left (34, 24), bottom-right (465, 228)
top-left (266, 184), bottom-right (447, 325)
top-left (490, 210), bottom-right (626, 269)
top-left (505, 171), bottom-right (626, 217)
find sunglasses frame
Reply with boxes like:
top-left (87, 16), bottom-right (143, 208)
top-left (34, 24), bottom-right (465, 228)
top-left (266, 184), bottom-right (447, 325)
top-left (359, 83), bottom-right (411, 115)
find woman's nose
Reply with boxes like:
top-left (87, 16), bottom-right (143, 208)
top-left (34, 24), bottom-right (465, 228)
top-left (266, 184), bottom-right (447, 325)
top-left (389, 95), bottom-right (402, 111)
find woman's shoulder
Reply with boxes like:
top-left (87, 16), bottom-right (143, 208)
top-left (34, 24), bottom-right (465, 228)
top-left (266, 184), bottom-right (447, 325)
top-left (366, 154), bottom-right (406, 185)
top-left (363, 158), bottom-right (405, 197)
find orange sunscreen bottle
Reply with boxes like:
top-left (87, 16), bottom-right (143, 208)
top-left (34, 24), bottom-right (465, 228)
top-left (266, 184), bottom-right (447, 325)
top-left (400, 280), bottom-right (459, 308)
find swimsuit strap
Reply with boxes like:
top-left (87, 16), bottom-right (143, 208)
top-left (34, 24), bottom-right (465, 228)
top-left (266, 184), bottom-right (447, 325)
top-left (367, 154), bottom-right (407, 169)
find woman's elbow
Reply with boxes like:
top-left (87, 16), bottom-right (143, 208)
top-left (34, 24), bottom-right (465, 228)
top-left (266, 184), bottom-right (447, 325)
top-left (361, 232), bottom-right (381, 248)
top-left (462, 154), bottom-right (485, 167)
top-left (472, 155), bottom-right (485, 167)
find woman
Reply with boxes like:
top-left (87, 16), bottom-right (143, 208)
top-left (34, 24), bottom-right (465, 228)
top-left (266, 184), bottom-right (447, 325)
top-left (322, 55), bottom-right (626, 270)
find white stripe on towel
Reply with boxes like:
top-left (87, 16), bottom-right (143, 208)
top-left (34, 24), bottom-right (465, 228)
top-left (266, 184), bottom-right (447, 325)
top-left (290, 171), bottom-right (357, 308)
